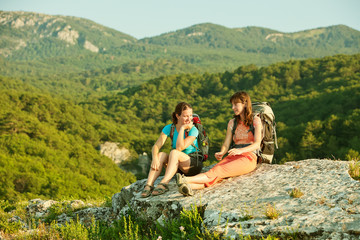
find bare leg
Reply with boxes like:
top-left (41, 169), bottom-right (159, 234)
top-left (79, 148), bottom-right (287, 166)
top-left (145, 152), bottom-right (168, 186)
top-left (185, 173), bottom-right (211, 183)
top-left (185, 173), bottom-right (214, 189)
top-left (188, 183), bottom-right (206, 190)
top-left (160, 149), bottom-right (191, 184)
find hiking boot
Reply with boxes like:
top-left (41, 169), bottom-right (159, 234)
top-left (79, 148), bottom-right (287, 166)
top-left (176, 173), bottom-right (187, 187)
top-left (178, 183), bottom-right (193, 196)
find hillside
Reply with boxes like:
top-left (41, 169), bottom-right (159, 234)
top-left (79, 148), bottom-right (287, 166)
top-left (92, 54), bottom-right (360, 164)
top-left (1, 11), bottom-right (359, 91)
top-left (142, 23), bottom-right (360, 56)
top-left (0, 77), bottom-right (136, 201)
top-left (0, 11), bottom-right (136, 58)
top-left (0, 53), bottom-right (359, 202)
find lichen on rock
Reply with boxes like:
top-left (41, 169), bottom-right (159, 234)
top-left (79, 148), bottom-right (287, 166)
top-left (112, 159), bottom-right (360, 239)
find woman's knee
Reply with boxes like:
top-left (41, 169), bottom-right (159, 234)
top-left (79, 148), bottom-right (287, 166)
top-left (158, 152), bottom-right (169, 163)
top-left (169, 149), bottom-right (181, 159)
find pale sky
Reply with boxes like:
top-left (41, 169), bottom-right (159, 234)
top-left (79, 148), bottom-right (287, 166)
top-left (1, 0), bottom-right (359, 39)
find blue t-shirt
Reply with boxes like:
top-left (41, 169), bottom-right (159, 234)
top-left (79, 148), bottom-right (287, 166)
top-left (162, 124), bottom-right (199, 154)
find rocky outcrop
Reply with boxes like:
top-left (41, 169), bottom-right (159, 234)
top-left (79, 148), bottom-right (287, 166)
top-left (0, 11), bottom-right (132, 57)
top-left (112, 159), bottom-right (360, 239)
top-left (56, 25), bottom-right (79, 45)
top-left (99, 142), bottom-right (131, 164)
top-left (138, 152), bottom-right (150, 175)
top-left (83, 40), bottom-right (99, 53)
top-left (18, 159), bottom-right (359, 239)
top-left (25, 199), bottom-right (114, 226)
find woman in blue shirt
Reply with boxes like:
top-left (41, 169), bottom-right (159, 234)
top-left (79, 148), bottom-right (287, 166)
top-left (141, 102), bottom-right (203, 197)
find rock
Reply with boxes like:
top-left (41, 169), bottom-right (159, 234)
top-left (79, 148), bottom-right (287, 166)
top-left (25, 198), bottom-right (114, 228)
top-left (138, 152), bottom-right (150, 175)
top-left (68, 200), bottom-right (86, 209)
top-left (120, 152), bottom-right (150, 178)
top-left (12, 18), bottom-right (24, 28)
top-left (26, 199), bottom-right (58, 218)
top-left (7, 215), bottom-right (27, 229)
top-left (56, 25), bottom-right (79, 45)
top-left (83, 40), bottom-right (99, 53)
top-left (112, 159), bottom-right (360, 239)
top-left (99, 142), bottom-right (131, 164)
top-left (57, 207), bottom-right (115, 226)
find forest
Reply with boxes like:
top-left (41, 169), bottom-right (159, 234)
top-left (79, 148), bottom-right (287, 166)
top-left (0, 53), bottom-right (359, 202)
top-left (0, 78), bottom-right (136, 201)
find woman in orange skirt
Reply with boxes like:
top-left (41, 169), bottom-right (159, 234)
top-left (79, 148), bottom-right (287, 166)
top-left (176, 91), bottom-right (262, 195)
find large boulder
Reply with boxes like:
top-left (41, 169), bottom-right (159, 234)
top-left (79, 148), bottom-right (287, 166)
top-left (112, 159), bottom-right (360, 239)
top-left (25, 199), bottom-right (114, 226)
top-left (99, 142), bottom-right (131, 164)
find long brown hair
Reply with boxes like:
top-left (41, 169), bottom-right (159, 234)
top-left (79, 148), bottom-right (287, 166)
top-left (230, 91), bottom-right (253, 126)
top-left (172, 102), bottom-right (192, 124)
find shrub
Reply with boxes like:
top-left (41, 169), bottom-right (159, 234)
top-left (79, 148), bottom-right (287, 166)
top-left (289, 188), bottom-right (304, 198)
top-left (265, 203), bottom-right (281, 220)
top-left (349, 158), bottom-right (360, 180)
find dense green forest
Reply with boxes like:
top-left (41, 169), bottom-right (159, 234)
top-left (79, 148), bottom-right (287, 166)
top-left (0, 52), bottom-right (359, 202)
top-left (0, 78), bottom-right (136, 201)
top-left (0, 57), bottom-right (203, 100)
top-left (92, 54), bottom-right (360, 165)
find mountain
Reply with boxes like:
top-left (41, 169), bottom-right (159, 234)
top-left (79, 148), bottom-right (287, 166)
top-left (144, 23), bottom-right (360, 56)
top-left (1, 11), bottom-right (359, 83)
top-left (0, 11), bottom-right (136, 58)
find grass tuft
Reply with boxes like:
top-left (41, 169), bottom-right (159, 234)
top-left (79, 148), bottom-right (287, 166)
top-left (289, 188), bottom-right (304, 198)
top-left (349, 158), bottom-right (360, 180)
top-left (265, 203), bottom-right (281, 220)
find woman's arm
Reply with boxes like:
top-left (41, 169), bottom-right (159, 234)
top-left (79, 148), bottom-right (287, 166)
top-left (151, 132), bottom-right (168, 170)
top-left (176, 124), bottom-right (196, 151)
top-left (215, 119), bottom-right (234, 160)
top-left (228, 116), bottom-right (262, 156)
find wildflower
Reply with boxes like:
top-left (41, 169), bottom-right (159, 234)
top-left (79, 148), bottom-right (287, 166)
top-left (179, 226), bottom-right (185, 232)
top-left (157, 236), bottom-right (162, 240)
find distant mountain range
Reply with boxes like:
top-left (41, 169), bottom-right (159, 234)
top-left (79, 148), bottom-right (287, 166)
top-left (1, 11), bottom-right (360, 89)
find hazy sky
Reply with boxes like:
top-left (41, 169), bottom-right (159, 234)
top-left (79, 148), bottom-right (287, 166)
top-left (1, 0), bottom-right (359, 39)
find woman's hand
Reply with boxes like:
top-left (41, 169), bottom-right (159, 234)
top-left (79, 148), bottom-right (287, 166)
top-left (181, 122), bottom-right (193, 130)
top-left (151, 158), bottom-right (160, 171)
top-left (214, 152), bottom-right (225, 161)
top-left (227, 148), bottom-right (243, 156)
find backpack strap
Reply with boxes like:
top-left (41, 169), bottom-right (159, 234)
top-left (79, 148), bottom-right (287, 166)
top-left (231, 117), bottom-right (262, 163)
top-left (170, 124), bottom-right (175, 149)
top-left (231, 118), bottom-right (255, 147)
top-left (191, 123), bottom-right (200, 152)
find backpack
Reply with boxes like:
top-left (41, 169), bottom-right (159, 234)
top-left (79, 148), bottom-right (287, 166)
top-left (231, 102), bottom-right (278, 164)
top-left (170, 114), bottom-right (210, 161)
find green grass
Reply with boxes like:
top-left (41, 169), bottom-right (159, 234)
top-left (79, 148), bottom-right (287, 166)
top-left (0, 200), bottom-right (286, 240)
top-left (265, 203), bottom-right (281, 220)
top-left (288, 188), bottom-right (304, 198)
top-left (349, 158), bottom-right (360, 180)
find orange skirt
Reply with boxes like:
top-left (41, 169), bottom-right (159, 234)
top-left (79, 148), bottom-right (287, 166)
top-left (204, 152), bottom-right (257, 187)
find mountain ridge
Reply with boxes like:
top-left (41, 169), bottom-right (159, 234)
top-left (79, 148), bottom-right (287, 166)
top-left (0, 10), bottom-right (136, 58)
top-left (1, 11), bottom-right (359, 67)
